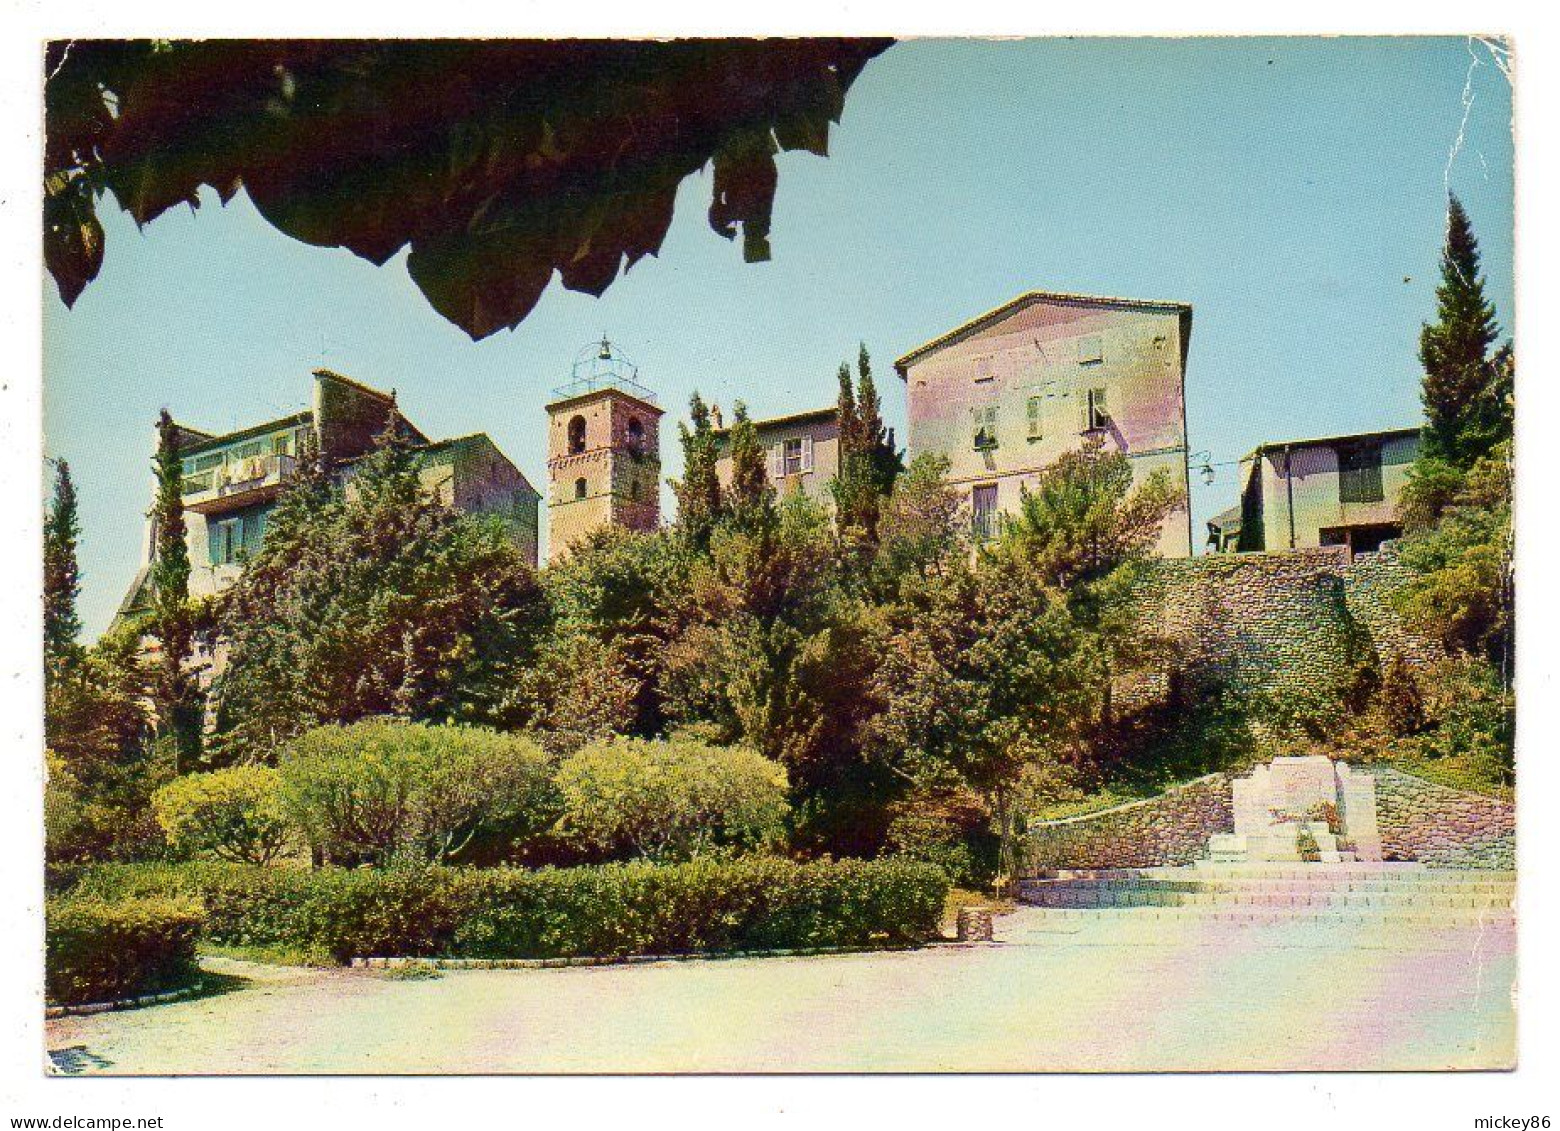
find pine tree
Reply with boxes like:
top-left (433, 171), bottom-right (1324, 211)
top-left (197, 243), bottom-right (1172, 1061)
top-left (673, 392), bottom-right (724, 547)
top-left (149, 410), bottom-right (201, 771)
top-left (726, 401), bottom-right (774, 520)
top-left (1419, 195), bottom-right (1506, 468)
top-left (43, 458), bottom-right (83, 670)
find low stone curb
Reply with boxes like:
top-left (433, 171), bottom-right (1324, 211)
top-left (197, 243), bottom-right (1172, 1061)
top-left (351, 942), bottom-right (941, 971)
top-left (45, 981), bottom-right (204, 1019)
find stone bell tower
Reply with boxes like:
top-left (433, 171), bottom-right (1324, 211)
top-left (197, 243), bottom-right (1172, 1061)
top-left (545, 338), bottom-right (663, 563)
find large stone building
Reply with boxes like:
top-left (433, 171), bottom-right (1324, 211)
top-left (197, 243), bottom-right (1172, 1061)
top-left (544, 340), bottom-right (663, 563)
top-left (1212, 426), bottom-right (1420, 556)
top-left (114, 369), bottom-right (540, 624)
top-left (711, 406), bottom-right (842, 504)
top-left (894, 290), bottom-right (1194, 556)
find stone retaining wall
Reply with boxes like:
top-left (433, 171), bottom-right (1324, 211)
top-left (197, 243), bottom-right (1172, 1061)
top-left (1022, 763), bottom-right (1515, 875)
top-left (1125, 547), bottom-right (1439, 707)
top-left (1370, 766), bottom-right (1515, 870)
top-left (1025, 774), bottom-right (1234, 873)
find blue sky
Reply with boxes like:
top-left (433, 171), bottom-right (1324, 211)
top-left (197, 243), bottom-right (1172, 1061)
top-left (44, 37), bottom-right (1515, 639)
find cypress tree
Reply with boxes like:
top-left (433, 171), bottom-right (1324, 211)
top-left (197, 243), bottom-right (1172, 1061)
top-left (43, 458), bottom-right (82, 670)
top-left (726, 400), bottom-right (774, 519)
top-left (854, 345), bottom-right (900, 493)
top-left (1419, 195), bottom-right (1506, 468)
top-left (150, 410), bottom-right (201, 771)
top-left (674, 392), bottom-right (724, 548)
top-left (832, 345), bottom-right (902, 544)
top-left (836, 361), bottom-right (860, 453)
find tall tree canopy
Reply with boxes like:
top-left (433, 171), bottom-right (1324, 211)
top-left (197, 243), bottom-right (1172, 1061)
top-left (150, 410), bottom-right (201, 770)
top-left (43, 458), bottom-right (83, 670)
top-left (210, 420), bottom-right (544, 762)
top-left (831, 345), bottom-right (901, 545)
top-left (45, 38), bottom-right (890, 339)
top-left (1418, 195), bottom-right (1510, 469)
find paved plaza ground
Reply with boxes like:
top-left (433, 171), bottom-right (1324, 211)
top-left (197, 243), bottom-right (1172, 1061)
top-left (45, 907), bottom-right (1515, 1074)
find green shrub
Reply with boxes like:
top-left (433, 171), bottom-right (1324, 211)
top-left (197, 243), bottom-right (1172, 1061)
top-left (278, 721), bottom-right (557, 865)
top-left (45, 895), bottom-right (203, 1005)
top-left (71, 861), bottom-right (318, 950)
top-left (554, 737), bottom-right (789, 861)
top-left (1411, 656), bottom-right (1514, 785)
top-left (152, 765), bottom-right (293, 864)
top-left (66, 856), bottom-right (949, 962)
top-left (1378, 655), bottom-right (1427, 736)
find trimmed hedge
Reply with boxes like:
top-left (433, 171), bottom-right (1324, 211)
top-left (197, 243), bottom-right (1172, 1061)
top-left (46, 895), bottom-right (204, 1006)
top-left (69, 856), bottom-right (949, 962)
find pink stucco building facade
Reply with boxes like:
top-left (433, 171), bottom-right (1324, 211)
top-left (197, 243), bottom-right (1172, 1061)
top-left (894, 291), bottom-right (1194, 557)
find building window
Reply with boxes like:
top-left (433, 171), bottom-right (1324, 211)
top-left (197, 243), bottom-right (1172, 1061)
top-left (783, 437), bottom-right (804, 476)
top-left (972, 484), bottom-right (999, 542)
top-left (1027, 396), bottom-right (1043, 440)
top-left (972, 405), bottom-right (999, 451)
top-left (1078, 335), bottom-right (1104, 364)
top-left (1338, 442), bottom-right (1385, 503)
top-left (568, 415), bottom-right (587, 455)
top-left (210, 517), bottom-right (242, 565)
top-left (626, 417), bottom-right (644, 455)
top-left (271, 432), bottom-right (293, 457)
top-left (1083, 387), bottom-right (1109, 433)
top-left (771, 436), bottom-right (813, 478)
top-left (574, 477), bottom-right (588, 500)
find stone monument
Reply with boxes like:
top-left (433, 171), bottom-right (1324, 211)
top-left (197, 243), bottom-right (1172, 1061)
top-left (1207, 755), bottom-right (1382, 864)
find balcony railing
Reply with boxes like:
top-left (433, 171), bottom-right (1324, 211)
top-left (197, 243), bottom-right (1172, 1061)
top-left (183, 453), bottom-right (297, 513)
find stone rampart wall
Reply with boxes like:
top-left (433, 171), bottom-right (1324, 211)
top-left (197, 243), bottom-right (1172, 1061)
top-left (1124, 547), bottom-right (1439, 707)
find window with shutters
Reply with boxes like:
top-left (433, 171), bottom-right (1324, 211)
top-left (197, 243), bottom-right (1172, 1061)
top-left (1083, 387), bottom-right (1109, 433)
top-left (1337, 442), bottom-right (1385, 503)
top-left (210, 517), bottom-right (242, 565)
top-left (972, 484), bottom-right (999, 542)
top-left (1027, 396), bottom-right (1043, 440)
top-left (244, 509), bottom-right (267, 557)
top-left (972, 405), bottom-right (999, 450)
top-left (783, 437), bottom-right (804, 476)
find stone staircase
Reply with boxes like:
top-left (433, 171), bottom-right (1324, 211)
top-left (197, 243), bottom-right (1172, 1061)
top-left (1017, 863), bottom-right (1515, 928)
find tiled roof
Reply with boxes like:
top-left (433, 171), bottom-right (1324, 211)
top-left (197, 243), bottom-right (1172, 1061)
top-left (894, 290), bottom-right (1193, 374)
top-left (1241, 426), bottom-right (1421, 462)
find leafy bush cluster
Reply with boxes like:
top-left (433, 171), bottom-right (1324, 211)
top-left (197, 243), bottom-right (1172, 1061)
top-left (152, 764), bottom-right (291, 864)
top-left (45, 894), bottom-right (204, 1005)
top-left (66, 856), bottom-right (948, 962)
top-left (142, 723), bottom-right (792, 870)
top-left (553, 737), bottom-right (789, 861)
top-left (277, 721), bottom-right (557, 866)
